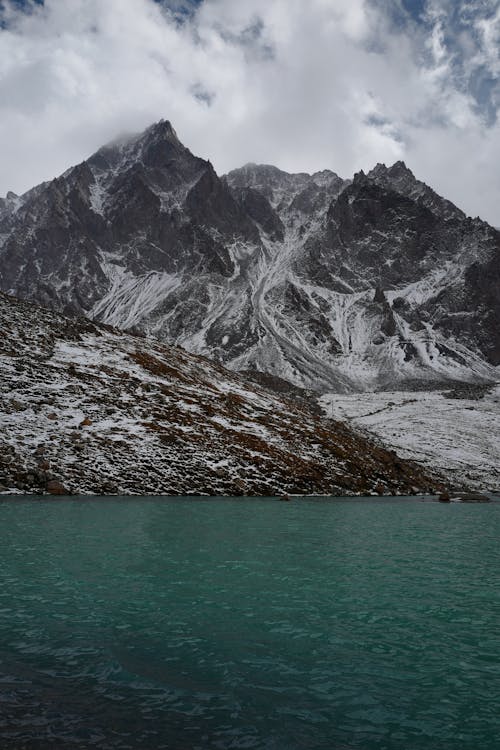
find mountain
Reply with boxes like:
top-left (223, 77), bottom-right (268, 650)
top-left (0, 291), bottom-right (442, 496)
top-left (0, 121), bottom-right (257, 313)
top-left (0, 120), bottom-right (498, 392)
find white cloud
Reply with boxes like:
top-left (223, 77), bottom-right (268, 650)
top-left (0, 0), bottom-right (499, 224)
top-left (474, 4), bottom-right (500, 64)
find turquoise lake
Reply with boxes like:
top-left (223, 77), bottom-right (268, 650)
top-left (0, 497), bottom-right (499, 749)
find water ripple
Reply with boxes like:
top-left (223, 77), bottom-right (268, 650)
top-left (0, 498), bottom-right (499, 749)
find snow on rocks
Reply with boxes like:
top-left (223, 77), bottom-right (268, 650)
top-left (0, 292), bottom-right (444, 497)
top-left (2, 120), bottom-right (499, 395)
top-left (320, 386), bottom-right (500, 492)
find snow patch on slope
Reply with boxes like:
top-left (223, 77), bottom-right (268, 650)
top-left (91, 259), bottom-right (182, 330)
top-left (320, 387), bottom-right (500, 491)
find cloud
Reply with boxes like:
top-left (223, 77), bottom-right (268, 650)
top-left (0, 0), bottom-right (500, 224)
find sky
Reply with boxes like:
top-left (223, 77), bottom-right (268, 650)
top-left (1, 0), bottom-right (500, 224)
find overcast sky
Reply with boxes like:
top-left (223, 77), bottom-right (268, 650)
top-left (1, 0), bottom-right (500, 223)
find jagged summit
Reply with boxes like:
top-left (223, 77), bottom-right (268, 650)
top-left (146, 118), bottom-right (179, 139)
top-left (367, 161), bottom-right (418, 191)
top-left (226, 162), bottom-right (346, 214)
top-left (88, 118), bottom-right (195, 177)
top-left (369, 160), bottom-right (414, 177)
top-left (0, 119), bottom-right (498, 391)
top-left (100, 119), bottom-right (182, 152)
top-left (229, 162), bottom-right (343, 180)
top-left (136, 119), bottom-right (189, 160)
top-left (366, 161), bottom-right (420, 191)
top-left (367, 158), bottom-right (466, 222)
top-left (352, 169), bottom-right (366, 183)
top-left (227, 162), bottom-right (343, 184)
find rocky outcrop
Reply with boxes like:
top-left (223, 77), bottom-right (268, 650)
top-left (230, 185), bottom-right (285, 241)
top-left (439, 492), bottom-right (490, 503)
top-left (367, 161), bottom-right (465, 222)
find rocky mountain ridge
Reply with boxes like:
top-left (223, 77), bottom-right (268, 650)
top-left (0, 291), bottom-right (443, 496)
top-left (0, 120), bottom-right (498, 392)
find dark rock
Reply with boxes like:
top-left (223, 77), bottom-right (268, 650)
top-left (443, 383), bottom-right (494, 400)
top-left (231, 185), bottom-right (284, 241)
top-left (239, 370), bottom-right (323, 415)
top-left (454, 492), bottom-right (490, 503)
top-left (46, 479), bottom-right (69, 495)
top-left (381, 306), bottom-right (397, 337)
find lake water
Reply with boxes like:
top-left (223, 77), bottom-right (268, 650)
top-left (0, 497), bottom-right (499, 749)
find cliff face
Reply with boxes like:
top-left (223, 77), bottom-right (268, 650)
top-left (0, 121), bottom-right (498, 392)
top-left (0, 292), bottom-right (443, 496)
top-left (0, 121), bottom-right (258, 313)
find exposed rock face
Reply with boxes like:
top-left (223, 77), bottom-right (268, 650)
top-left (0, 121), bottom-right (257, 313)
top-left (367, 161), bottom-right (465, 222)
top-left (226, 163), bottom-right (346, 220)
top-left (0, 121), bottom-right (498, 392)
top-left (0, 292), bottom-right (443, 496)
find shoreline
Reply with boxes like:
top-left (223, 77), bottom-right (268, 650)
top-left (1, 492), bottom-right (497, 503)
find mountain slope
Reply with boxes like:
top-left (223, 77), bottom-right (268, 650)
top-left (0, 292), bottom-right (443, 496)
top-left (321, 385), bottom-right (500, 492)
top-left (0, 121), bottom-right (258, 314)
top-left (0, 121), bottom-right (498, 392)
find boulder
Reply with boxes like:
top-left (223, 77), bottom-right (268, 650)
top-left (440, 491), bottom-right (490, 503)
top-left (456, 492), bottom-right (490, 503)
top-left (46, 479), bottom-right (69, 496)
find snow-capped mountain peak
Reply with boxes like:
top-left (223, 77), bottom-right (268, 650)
top-left (0, 120), bottom-right (498, 393)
